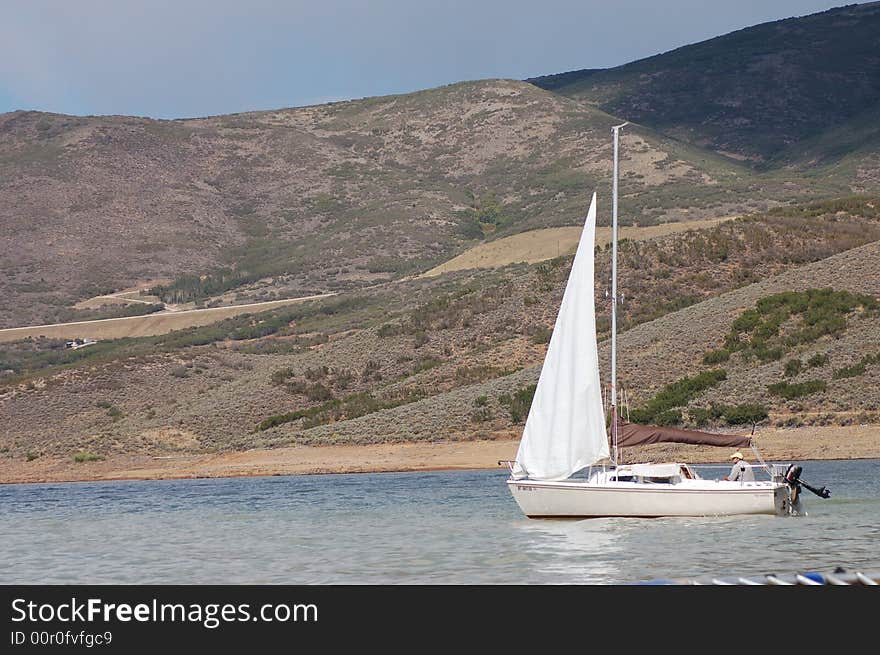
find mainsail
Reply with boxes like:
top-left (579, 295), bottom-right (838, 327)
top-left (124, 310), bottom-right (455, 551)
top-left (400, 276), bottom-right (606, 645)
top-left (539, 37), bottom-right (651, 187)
top-left (616, 422), bottom-right (752, 448)
top-left (512, 193), bottom-right (609, 480)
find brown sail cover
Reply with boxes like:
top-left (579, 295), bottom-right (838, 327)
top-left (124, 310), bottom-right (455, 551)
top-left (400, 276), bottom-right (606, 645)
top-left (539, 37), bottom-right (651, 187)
top-left (616, 422), bottom-right (752, 448)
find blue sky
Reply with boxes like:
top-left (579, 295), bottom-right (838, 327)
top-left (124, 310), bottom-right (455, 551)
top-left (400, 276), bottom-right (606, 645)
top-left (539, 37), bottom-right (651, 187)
top-left (0, 0), bottom-right (849, 119)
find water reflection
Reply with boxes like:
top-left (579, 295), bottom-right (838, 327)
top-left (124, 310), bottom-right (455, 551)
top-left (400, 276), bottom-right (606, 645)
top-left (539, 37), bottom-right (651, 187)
top-left (515, 518), bottom-right (628, 583)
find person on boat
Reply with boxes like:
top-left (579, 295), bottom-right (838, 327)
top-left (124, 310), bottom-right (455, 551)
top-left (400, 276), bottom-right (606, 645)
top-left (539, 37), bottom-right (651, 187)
top-left (723, 451), bottom-right (755, 482)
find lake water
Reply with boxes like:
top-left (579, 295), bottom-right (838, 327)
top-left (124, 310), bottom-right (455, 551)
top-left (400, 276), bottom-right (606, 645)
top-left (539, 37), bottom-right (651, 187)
top-left (1, 459), bottom-right (878, 584)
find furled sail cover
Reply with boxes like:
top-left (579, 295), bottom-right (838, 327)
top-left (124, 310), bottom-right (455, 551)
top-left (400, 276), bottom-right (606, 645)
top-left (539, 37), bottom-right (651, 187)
top-left (512, 193), bottom-right (609, 480)
top-left (616, 422), bottom-right (752, 448)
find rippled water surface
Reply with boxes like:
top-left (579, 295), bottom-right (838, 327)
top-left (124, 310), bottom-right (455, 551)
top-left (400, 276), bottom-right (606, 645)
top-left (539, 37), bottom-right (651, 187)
top-left (1, 460), bottom-right (878, 583)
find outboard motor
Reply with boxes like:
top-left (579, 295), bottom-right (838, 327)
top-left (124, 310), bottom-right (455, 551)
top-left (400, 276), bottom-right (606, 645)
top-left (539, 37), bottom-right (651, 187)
top-left (784, 464), bottom-right (831, 504)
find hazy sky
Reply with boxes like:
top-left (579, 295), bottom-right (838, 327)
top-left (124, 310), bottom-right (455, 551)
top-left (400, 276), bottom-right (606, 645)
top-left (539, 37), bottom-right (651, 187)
top-left (0, 0), bottom-right (850, 119)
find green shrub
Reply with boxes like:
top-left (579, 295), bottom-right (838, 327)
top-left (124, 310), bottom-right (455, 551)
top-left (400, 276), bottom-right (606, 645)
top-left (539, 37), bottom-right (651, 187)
top-left (456, 367), bottom-right (511, 385)
top-left (256, 409), bottom-right (314, 431)
top-left (702, 349), bottom-right (730, 365)
top-left (688, 407), bottom-right (711, 427)
top-left (471, 407), bottom-right (493, 423)
top-left (270, 368), bottom-right (294, 385)
top-left (456, 218), bottom-right (485, 240)
top-left (708, 404), bottom-right (726, 420)
top-left (377, 323), bottom-right (404, 338)
top-left (530, 327), bottom-right (552, 344)
top-left (630, 369), bottom-right (727, 425)
top-left (723, 331), bottom-right (745, 352)
top-left (73, 452), bottom-right (105, 463)
top-left (723, 289), bottom-right (878, 364)
top-left (361, 360), bottom-right (382, 382)
top-left (651, 409), bottom-right (682, 426)
top-left (151, 268), bottom-right (250, 304)
top-left (366, 256), bottom-right (410, 274)
top-left (717, 403), bottom-right (768, 425)
top-left (784, 359), bottom-right (802, 377)
top-left (807, 353), bottom-right (828, 368)
top-left (753, 315), bottom-right (784, 340)
top-left (833, 363), bottom-right (866, 379)
top-left (767, 379), bottom-right (827, 400)
top-left (255, 387), bottom-right (429, 432)
top-left (305, 383), bottom-right (333, 402)
top-left (411, 356), bottom-right (443, 374)
top-left (731, 309), bottom-right (761, 332)
top-left (304, 366), bottom-right (328, 381)
top-left (752, 344), bottom-right (785, 362)
top-left (499, 384), bottom-right (537, 424)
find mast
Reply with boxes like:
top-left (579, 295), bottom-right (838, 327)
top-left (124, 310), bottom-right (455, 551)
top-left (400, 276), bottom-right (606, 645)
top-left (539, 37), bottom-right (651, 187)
top-left (610, 122), bottom-right (628, 466)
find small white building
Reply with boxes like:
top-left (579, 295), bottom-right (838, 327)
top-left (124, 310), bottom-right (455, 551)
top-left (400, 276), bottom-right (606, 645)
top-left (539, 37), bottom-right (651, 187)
top-left (65, 338), bottom-right (98, 350)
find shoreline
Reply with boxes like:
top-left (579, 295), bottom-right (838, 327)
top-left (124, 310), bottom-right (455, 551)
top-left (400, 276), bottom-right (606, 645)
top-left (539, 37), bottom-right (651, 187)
top-left (0, 439), bottom-right (523, 485)
top-left (2, 424), bottom-right (879, 485)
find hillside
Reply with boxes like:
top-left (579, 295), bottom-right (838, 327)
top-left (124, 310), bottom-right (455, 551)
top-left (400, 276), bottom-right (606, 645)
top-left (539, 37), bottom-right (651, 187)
top-left (2, 197), bottom-right (878, 463)
top-left (530, 2), bottom-right (880, 166)
top-left (0, 82), bottom-right (706, 328)
top-left (2, 75), bottom-right (867, 330)
top-left (252, 235), bottom-right (880, 451)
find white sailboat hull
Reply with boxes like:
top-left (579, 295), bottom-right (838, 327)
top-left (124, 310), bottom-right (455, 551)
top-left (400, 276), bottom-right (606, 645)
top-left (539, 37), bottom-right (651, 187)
top-left (508, 478), bottom-right (791, 518)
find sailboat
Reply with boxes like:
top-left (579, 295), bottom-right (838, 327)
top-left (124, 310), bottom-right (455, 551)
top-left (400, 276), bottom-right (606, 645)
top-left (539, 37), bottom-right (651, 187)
top-left (506, 124), bottom-right (809, 518)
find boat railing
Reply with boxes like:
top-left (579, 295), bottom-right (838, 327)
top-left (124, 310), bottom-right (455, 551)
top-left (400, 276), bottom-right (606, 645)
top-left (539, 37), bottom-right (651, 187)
top-left (694, 462), bottom-right (788, 482)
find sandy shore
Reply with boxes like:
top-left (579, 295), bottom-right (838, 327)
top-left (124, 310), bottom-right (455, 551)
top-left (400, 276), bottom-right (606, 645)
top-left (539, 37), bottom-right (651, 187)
top-left (1, 424), bottom-right (878, 485)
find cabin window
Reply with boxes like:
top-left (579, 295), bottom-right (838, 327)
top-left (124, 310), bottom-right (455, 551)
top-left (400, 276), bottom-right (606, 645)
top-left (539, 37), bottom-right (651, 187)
top-left (642, 476), bottom-right (680, 484)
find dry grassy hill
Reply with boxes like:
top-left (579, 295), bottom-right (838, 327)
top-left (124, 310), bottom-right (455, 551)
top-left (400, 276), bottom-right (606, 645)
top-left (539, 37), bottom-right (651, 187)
top-left (2, 197), bottom-right (878, 464)
top-left (1, 78), bottom-right (863, 330)
top-left (420, 217), bottom-right (731, 277)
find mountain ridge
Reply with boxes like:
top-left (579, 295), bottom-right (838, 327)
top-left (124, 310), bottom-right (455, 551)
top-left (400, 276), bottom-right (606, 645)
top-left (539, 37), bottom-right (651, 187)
top-left (530, 2), bottom-right (880, 164)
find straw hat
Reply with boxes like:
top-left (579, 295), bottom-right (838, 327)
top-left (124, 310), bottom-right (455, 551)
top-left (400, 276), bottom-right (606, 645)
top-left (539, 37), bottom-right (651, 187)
top-left (730, 451), bottom-right (744, 460)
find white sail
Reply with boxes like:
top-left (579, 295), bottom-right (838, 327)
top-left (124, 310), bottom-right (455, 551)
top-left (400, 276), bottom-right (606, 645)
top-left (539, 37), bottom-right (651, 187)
top-left (512, 193), bottom-right (609, 480)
